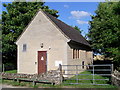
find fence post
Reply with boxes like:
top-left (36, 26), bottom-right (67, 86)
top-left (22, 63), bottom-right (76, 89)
top-left (111, 64), bottom-right (114, 74)
top-left (59, 64), bottom-right (63, 84)
top-left (76, 65), bottom-right (78, 83)
top-left (93, 65), bottom-right (95, 85)
top-left (33, 81), bottom-right (36, 87)
top-left (111, 64), bottom-right (114, 85)
top-left (2, 64), bottom-right (5, 72)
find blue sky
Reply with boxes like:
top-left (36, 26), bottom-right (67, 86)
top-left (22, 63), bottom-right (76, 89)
top-left (1, 2), bottom-right (99, 36)
top-left (45, 2), bottom-right (99, 36)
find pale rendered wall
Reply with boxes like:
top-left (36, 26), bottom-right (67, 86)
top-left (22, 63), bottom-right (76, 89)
top-left (64, 43), bottom-right (93, 77)
top-left (86, 51), bottom-right (93, 64)
top-left (16, 11), bottom-right (68, 74)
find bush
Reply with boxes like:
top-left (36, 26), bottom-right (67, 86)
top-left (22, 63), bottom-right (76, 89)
top-left (3, 63), bottom-right (16, 71)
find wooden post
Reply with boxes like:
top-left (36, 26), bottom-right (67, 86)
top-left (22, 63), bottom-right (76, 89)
top-left (33, 81), bottom-right (36, 87)
top-left (111, 64), bottom-right (114, 85)
top-left (59, 64), bottom-right (63, 84)
top-left (2, 64), bottom-right (4, 72)
top-left (111, 64), bottom-right (114, 74)
top-left (51, 82), bottom-right (54, 85)
top-left (17, 79), bottom-right (21, 84)
top-left (93, 65), bottom-right (95, 85)
top-left (59, 64), bottom-right (62, 71)
top-left (76, 65), bottom-right (78, 83)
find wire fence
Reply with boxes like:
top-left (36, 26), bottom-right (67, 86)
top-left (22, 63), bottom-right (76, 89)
top-left (60, 64), bottom-right (113, 85)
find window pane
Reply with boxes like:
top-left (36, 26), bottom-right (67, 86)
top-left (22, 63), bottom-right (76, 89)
top-left (78, 50), bottom-right (79, 59)
top-left (76, 49), bottom-right (77, 59)
top-left (75, 49), bottom-right (77, 59)
top-left (23, 44), bottom-right (27, 52)
top-left (82, 61), bottom-right (84, 69)
top-left (73, 49), bottom-right (74, 59)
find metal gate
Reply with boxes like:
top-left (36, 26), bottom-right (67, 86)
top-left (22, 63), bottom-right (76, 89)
top-left (60, 64), bottom-right (113, 85)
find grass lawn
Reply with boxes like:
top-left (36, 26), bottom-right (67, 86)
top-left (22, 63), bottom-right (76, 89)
top-left (5, 70), bottom-right (17, 73)
top-left (2, 70), bottom-right (118, 88)
top-left (62, 71), bottom-right (116, 88)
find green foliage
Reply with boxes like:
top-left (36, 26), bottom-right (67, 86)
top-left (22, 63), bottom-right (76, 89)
top-left (2, 2), bottom-right (59, 67)
top-left (0, 19), bottom-right (2, 53)
top-left (72, 26), bottom-right (83, 34)
top-left (4, 63), bottom-right (16, 71)
top-left (88, 2), bottom-right (120, 70)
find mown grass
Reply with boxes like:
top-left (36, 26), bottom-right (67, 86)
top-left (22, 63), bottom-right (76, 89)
top-left (61, 71), bottom-right (116, 88)
top-left (2, 70), bottom-right (117, 88)
top-left (63, 71), bottom-right (109, 84)
top-left (2, 79), bottom-right (32, 87)
top-left (5, 70), bottom-right (17, 73)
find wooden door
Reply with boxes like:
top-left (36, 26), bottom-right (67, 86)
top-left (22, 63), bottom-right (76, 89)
top-left (38, 51), bottom-right (47, 74)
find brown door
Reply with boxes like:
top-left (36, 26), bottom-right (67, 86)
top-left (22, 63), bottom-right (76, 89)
top-left (38, 51), bottom-right (47, 74)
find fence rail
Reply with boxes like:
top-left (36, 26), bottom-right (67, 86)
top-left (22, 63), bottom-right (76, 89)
top-left (60, 64), bottom-right (113, 85)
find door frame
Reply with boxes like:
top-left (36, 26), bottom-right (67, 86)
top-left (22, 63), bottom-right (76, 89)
top-left (38, 51), bottom-right (47, 74)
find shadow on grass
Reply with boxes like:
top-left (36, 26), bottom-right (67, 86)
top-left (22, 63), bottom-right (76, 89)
top-left (62, 60), bottom-right (114, 86)
top-left (87, 60), bottom-right (113, 84)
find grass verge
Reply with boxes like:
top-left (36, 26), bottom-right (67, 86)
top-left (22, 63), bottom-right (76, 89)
top-left (61, 71), bottom-right (116, 88)
top-left (2, 70), bottom-right (117, 88)
top-left (5, 70), bottom-right (17, 73)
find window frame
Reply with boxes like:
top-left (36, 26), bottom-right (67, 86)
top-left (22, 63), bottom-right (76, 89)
top-left (73, 49), bottom-right (80, 59)
top-left (22, 44), bottom-right (27, 52)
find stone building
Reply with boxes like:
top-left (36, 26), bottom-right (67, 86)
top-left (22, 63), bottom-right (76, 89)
top-left (15, 10), bottom-right (93, 74)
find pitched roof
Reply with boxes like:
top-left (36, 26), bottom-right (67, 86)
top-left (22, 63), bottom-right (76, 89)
top-left (43, 11), bottom-right (90, 47)
top-left (16, 9), bottom-right (90, 47)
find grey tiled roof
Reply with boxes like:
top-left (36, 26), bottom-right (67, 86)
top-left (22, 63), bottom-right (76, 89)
top-left (44, 11), bottom-right (90, 46)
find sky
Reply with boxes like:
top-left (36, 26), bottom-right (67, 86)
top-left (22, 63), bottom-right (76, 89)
top-left (45, 2), bottom-right (99, 36)
top-left (1, 2), bottom-right (99, 36)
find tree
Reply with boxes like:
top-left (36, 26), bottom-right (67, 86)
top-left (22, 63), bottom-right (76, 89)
top-left (2, 2), bottom-right (59, 68)
top-left (88, 2), bottom-right (120, 70)
top-left (72, 26), bottom-right (83, 34)
top-left (0, 19), bottom-right (2, 52)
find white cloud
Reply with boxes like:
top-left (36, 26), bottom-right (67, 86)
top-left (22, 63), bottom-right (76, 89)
top-left (64, 5), bottom-right (69, 8)
top-left (70, 10), bottom-right (90, 19)
top-left (77, 20), bottom-right (88, 24)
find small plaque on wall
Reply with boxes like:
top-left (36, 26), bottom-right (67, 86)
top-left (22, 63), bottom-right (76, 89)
top-left (55, 61), bottom-right (62, 66)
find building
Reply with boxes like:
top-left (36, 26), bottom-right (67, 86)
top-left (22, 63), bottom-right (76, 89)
top-left (15, 10), bottom-right (93, 74)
